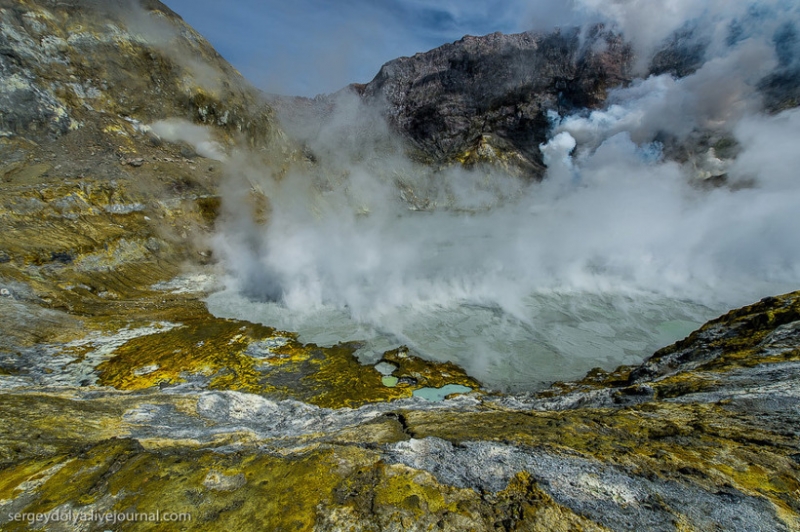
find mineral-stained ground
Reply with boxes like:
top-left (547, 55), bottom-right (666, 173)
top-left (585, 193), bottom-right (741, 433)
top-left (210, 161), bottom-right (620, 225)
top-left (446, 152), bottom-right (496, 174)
top-left (0, 1), bottom-right (798, 530)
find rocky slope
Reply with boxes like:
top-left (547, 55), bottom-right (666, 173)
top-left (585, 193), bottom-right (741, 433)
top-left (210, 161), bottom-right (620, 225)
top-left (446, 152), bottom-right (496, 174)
top-left (0, 0), bottom-right (279, 143)
top-left (0, 1), bottom-right (798, 531)
top-left (0, 0), bottom-right (288, 307)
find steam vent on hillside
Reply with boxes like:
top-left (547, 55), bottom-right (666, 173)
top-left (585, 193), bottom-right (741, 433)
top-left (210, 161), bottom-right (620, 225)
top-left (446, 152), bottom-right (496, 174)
top-left (0, 0), bottom-right (799, 530)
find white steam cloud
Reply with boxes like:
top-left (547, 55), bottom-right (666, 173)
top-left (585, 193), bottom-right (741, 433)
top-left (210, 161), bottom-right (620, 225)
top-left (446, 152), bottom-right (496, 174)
top-left (207, 0), bottom-right (800, 390)
top-left (569, 0), bottom-right (800, 72)
top-left (150, 119), bottom-right (226, 161)
top-left (559, 39), bottom-right (776, 148)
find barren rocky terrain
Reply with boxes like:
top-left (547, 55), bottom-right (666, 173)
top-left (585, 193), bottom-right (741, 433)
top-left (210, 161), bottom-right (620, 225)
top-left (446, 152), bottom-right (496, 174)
top-left (0, 1), bottom-right (798, 530)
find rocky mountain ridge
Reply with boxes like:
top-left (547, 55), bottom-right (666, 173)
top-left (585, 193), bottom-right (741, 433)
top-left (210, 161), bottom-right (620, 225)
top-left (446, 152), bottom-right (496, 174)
top-left (275, 21), bottom-right (798, 181)
top-left (272, 26), bottom-right (636, 178)
top-left (358, 26), bottom-right (633, 176)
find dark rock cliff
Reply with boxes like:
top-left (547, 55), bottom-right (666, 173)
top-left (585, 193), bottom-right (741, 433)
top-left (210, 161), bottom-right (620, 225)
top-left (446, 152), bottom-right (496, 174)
top-left (358, 26), bottom-right (633, 176)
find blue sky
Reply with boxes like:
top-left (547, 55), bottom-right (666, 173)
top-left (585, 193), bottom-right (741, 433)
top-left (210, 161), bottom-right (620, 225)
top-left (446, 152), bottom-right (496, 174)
top-left (161, 0), bottom-right (567, 96)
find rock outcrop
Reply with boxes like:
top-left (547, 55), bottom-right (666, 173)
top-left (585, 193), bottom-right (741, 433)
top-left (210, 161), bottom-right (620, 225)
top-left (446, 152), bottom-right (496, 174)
top-left (358, 26), bottom-right (633, 177)
top-left (270, 26), bottom-right (635, 178)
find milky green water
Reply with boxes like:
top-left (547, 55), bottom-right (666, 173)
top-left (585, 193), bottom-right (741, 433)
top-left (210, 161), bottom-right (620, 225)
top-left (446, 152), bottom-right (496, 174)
top-left (206, 289), bottom-right (718, 392)
top-left (413, 384), bottom-right (473, 401)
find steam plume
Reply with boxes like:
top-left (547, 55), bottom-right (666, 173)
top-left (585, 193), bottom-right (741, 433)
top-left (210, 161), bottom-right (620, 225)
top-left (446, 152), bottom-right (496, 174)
top-left (208, 0), bottom-right (800, 389)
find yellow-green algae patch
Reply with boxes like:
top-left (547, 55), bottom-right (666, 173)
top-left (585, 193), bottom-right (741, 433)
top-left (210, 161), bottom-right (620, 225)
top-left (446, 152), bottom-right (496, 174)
top-left (492, 472), bottom-right (612, 532)
top-left (0, 439), bottom-right (360, 532)
top-left (381, 346), bottom-right (481, 391)
top-left (0, 393), bottom-right (130, 465)
top-left (102, 447), bottom-right (347, 531)
top-left (329, 415), bottom-right (410, 445)
top-left (296, 341), bottom-right (410, 408)
top-left (96, 316), bottom-right (281, 393)
top-left (292, 344), bottom-right (482, 408)
top-left (373, 464), bottom-right (461, 514)
top-left (324, 460), bottom-right (614, 531)
top-left (93, 315), bottom-right (401, 406)
top-left (93, 313), bottom-right (483, 408)
top-left (0, 456), bottom-right (71, 504)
